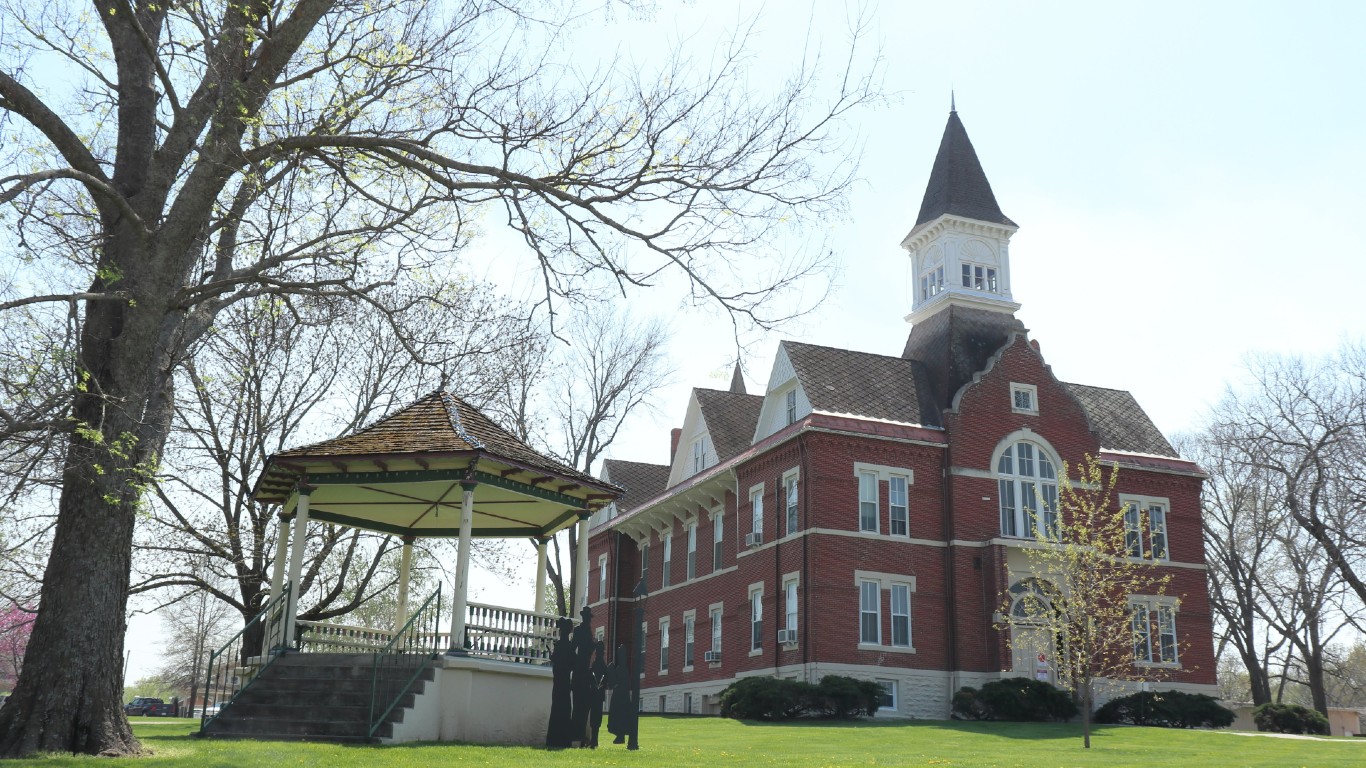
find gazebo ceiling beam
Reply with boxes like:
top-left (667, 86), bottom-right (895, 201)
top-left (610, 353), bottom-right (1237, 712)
top-left (308, 508), bottom-right (543, 538)
top-left (299, 468), bottom-right (592, 509)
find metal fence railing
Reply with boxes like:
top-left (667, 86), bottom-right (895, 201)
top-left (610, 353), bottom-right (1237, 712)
top-left (368, 587), bottom-right (442, 739)
top-left (198, 583), bottom-right (290, 732)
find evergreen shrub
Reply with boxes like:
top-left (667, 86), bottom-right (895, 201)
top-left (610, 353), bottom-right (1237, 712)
top-left (952, 678), bottom-right (1077, 722)
top-left (1252, 702), bottom-right (1329, 735)
top-left (1093, 690), bottom-right (1235, 728)
top-left (718, 675), bottom-right (883, 720)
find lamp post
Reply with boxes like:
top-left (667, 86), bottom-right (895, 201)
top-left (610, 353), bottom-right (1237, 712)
top-left (629, 577), bottom-right (648, 751)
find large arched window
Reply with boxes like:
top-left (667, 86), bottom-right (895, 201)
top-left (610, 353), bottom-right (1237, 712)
top-left (997, 440), bottom-right (1059, 539)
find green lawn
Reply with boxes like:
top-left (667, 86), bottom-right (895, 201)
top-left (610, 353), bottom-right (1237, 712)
top-left (7, 716), bottom-right (1363, 767)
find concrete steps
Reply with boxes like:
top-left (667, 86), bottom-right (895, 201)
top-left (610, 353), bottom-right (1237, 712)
top-left (199, 652), bottom-right (435, 743)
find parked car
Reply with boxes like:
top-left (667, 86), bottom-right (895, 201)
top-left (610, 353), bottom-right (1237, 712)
top-left (124, 697), bottom-right (164, 716)
top-left (144, 702), bottom-right (177, 717)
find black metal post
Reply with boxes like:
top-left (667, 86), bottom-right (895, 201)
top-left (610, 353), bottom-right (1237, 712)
top-left (628, 577), bottom-right (647, 750)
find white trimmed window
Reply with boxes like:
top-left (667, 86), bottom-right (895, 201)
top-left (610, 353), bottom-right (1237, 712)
top-left (784, 471), bottom-right (799, 536)
top-left (598, 554), bottom-right (608, 602)
top-left (710, 606), bottom-right (722, 654)
top-left (659, 619), bottom-right (670, 673)
top-left (713, 513), bottom-right (724, 570)
top-left (750, 487), bottom-right (764, 540)
top-left (997, 440), bottom-right (1058, 539)
top-left (859, 579), bottom-right (881, 645)
top-left (661, 533), bottom-right (672, 588)
top-left (961, 262), bottom-right (998, 292)
top-left (877, 679), bottom-right (898, 711)
top-left (858, 471), bottom-right (879, 533)
top-left (920, 265), bottom-right (945, 299)
top-left (889, 475), bottom-right (909, 537)
top-left (1010, 383), bottom-right (1038, 415)
top-left (784, 579), bottom-right (798, 633)
top-left (684, 614), bottom-right (695, 668)
top-left (890, 583), bottom-right (911, 647)
top-left (750, 587), bottom-right (764, 652)
top-left (1122, 498), bottom-right (1171, 561)
top-left (686, 523), bottom-right (697, 580)
top-left (1131, 600), bottom-right (1179, 665)
top-left (785, 389), bottom-right (797, 426)
top-left (692, 438), bottom-right (708, 473)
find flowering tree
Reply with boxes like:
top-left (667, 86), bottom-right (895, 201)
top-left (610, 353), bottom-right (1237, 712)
top-left (998, 455), bottom-right (1176, 748)
top-left (0, 604), bottom-right (33, 685)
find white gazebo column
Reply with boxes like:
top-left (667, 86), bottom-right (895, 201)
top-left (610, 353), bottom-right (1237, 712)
top-left (283, 486), bottom-right (312, 649)
top-left (533, 537), bottom-right (549, 616)
top-left (264, 512), bottom-right (293, 649)
top-left (448, 481), bottom-right (477, 654)
top-left (572, 512), bottom-right (591, 613)
top-left (394, 535), bottom-right (415, 632)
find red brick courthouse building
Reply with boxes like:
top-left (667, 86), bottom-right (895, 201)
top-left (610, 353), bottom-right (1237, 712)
top-left (585, 110), bottom-right (1218, 718)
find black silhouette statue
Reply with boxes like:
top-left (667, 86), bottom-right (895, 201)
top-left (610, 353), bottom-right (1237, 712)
top-left (589, 640), bottom-right (609, 747)
top-left (606, 642), bottom-right (634, 744)
top-left (545, 616), bottom-right (575, 748)
top-left (569, 605), bottom-right (595, 746)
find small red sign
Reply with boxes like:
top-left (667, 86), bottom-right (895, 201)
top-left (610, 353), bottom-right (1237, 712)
top-left (1037, 653), bottom-right (1047, 663)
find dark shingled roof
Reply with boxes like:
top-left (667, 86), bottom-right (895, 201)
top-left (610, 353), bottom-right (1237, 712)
top-left (784, 341), bottom-right (941, 428)
top-left (915, 110), bottom-right (1016, 228)
top-left (273, 390), bottom-right (608, 488)
top-left (1064, 383), bottom-right (1178, 457)
top-left (902, 303), bottom-right (1026, 412)
top-left (601, 459), bottom-right (671, 515)
top-left (695, 389), bottom-right (764, 461)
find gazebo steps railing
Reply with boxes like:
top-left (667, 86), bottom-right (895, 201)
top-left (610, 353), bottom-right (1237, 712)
top-left (198, 652), bottom-right (436, 743)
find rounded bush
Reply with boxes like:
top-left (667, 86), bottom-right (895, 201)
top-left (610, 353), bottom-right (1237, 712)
top-left (1094, 690), bottom-right (1235, 728)
top-left (812, 675), bottom-right (882, 718)
top-left (718, 676), bottom-right (813, 720)
top-left (954, 678), bottom-right (1077, 722)
top-left (1252, 703), bottom-right (1329, 735)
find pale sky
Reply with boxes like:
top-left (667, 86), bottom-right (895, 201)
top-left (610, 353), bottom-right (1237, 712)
top-left (125, 1), bottom-right (1366, 683)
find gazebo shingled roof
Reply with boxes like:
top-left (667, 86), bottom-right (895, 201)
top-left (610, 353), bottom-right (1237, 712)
top-left (251, 391), bottom-right (621, 538)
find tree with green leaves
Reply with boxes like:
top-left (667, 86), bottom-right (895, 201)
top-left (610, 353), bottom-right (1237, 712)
top-left (998, 455), bottom-right (1176, 749)
top-left (0, 0), bottom-right (875, 754)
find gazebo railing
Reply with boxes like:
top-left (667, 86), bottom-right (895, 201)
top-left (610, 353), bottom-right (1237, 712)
top-left (296, 620), bottom-right (396, 653)
top-left (199, 583), bottom-right (290, 733)
top-left (369, 587), bottom-right (442, 739)
top-left (462, 600), bottom-right (557, 663)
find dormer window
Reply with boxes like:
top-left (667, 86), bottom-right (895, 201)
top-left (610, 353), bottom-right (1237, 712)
top-left (785, 389), bottom-right (797, 426)
top-left (692, 438), bottom-right (708, 473)
top-left (962, 263), bottom-right (998, 292)
top-left (920, 266), bottom-right (945, 300)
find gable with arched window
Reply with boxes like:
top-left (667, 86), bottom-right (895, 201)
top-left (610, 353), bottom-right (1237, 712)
top-left (995, 436), bottom-right (1060, 540)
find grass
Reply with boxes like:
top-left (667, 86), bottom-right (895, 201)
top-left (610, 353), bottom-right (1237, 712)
top-left (6, 715), bottom-right (1363, 767)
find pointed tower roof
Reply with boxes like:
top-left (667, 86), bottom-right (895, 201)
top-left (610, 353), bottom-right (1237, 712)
top-left (729, 362), bottom-right (747, 394)
top-left (914, 109), bottom-right (1016, 228)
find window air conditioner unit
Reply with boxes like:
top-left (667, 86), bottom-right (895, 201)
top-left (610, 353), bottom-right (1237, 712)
top-left (745, 532), bottom-right (762, 547)
top-left (777, 629), bottom-right (797, 644)
top-left (703, 650), bottom-right (722, 663)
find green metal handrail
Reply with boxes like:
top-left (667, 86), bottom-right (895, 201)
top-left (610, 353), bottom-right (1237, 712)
top-left (367, 587), bottom-right (442, 739)
top-left (198, 582), bottom-right (291, 733)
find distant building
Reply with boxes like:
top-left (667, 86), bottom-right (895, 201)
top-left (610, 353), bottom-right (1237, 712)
top-left (586, 109), bottom-right (1218, 717)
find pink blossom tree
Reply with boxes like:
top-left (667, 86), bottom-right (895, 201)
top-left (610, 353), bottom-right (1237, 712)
top-left (0, 605), bottom-right (33, 687)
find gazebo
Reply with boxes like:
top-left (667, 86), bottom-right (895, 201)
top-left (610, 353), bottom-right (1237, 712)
top-left (205, 391), bottom-right (621, 744)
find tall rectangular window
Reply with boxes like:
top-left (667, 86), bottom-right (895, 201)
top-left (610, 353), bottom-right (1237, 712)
top-left (785, 389), bottom-right (797, 425)
top-left (686, 523), bottom-right (697, 580)
top-left (859, 472), bottom-right (879, 533)
top-left (1124, 504), bottom-right (1143, 558)
top-left (660, 620), bottom-right (670, 672)
top-left (785, 580), bottom-right (798, 632)
top-left (598, 555), bottom-right (608, 602)
top-left (751, 489), bottom-right (763, 539)
top-left (750, 590), bottom-right (763, 651)
top-left (998, 478), bottom-right (1018, 537)
top-left (693, 438), bottom-right (706, 473)
top-left (859, 580), bottom-right (880, 645)
top-left (1157, 605), bottom-right (1178, 663)
top-left (889, 475), bottom-right (908, 536)
top-left (710, 607), bottom-right (722, 652)
top-left (1131, 604), bottom-right (1151, 662)
top-left (890, 583), bottom-right (911, 647)
top-left (638, 621), bottom-right (646, 674)
top-left (1149, 505), bottom-right (1169, 560)
top-left (684, 616), bottom-right (695, 668)
top-left (713, 514), bottom-right (724, 570)
top-left (785, 474), bottom-right (799, 536)
top-left (661, 534), bottom-right (672, 588)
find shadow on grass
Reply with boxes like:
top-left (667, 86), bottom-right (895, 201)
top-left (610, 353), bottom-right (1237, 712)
top-left (727, 716), bottom-right (1111, 741)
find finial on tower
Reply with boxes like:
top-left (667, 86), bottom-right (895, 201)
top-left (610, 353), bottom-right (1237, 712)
top-left (950, 90), bottom-right (956, 113)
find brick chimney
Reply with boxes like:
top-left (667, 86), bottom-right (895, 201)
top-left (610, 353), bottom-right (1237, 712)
top-left (670, 428), bottom-right (682, 463)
